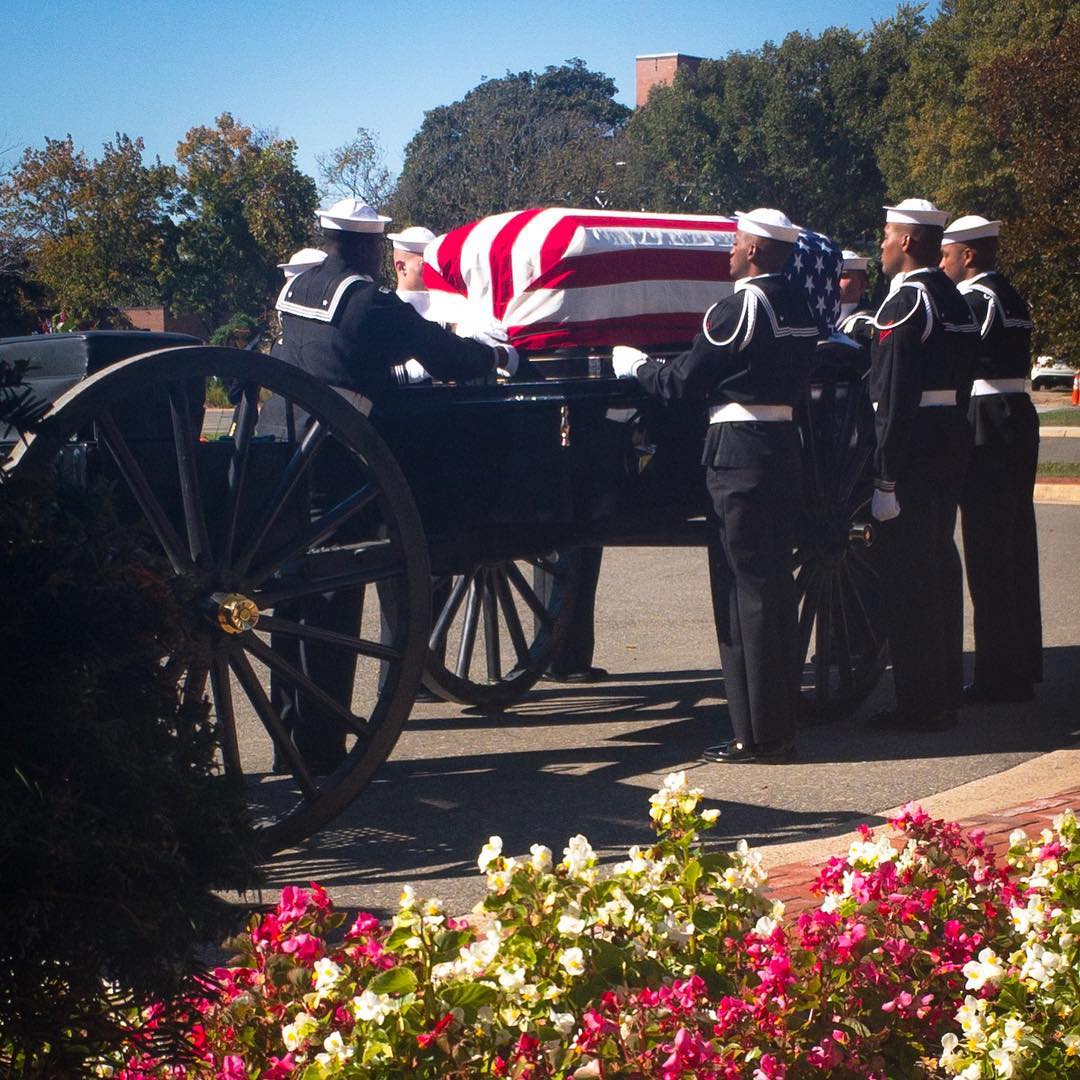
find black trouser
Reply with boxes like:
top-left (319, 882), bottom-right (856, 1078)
top-left (876, 450), bottom-right (967, 720)
top-left (537, 547), bottom-right (603, 675)
top-left (706, 460), bottom-right (800, 747)
top-left (961, 439), bottom-right (1042, 695)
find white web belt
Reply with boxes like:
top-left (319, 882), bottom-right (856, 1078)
top-left (871, 390), bottom-right (957, 412)
top-left (707, 403), bottom-right (793, 423)
top-left (971, 378), bottom-right (1027, 396)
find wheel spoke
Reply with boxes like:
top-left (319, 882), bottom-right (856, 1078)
top-left (813, 572), bottom-right (832, 705)
top-left (839, 558), bottom-right (883, 653)
top-left (797, 566), bottom-right (820, 667)
top-left (242, 633), bottom-right (369, 737)
top-left (96, 410), bottom-right (192, 572)
top-left (169, 382), bottom-right (212, 565)
top-left (455, 577), bottom-right (482, 678)
top-left (234, 421), bottom-right (327, 575)
top-left (430, 570), bottom-right (474, 650)
top-left (209, 652), bottom-right (244, 790)
top-left (220, 384), bottom-right (260, 566)
top-left (493, 567), bottom-right (530, 667)
top-left (256, 552), bottom-right (401, 608)
top-left (257, 612), bottom-right (401, 662)
top-left (504, 560), bottom-right (555, 627)
top-left (247, 482), bottom-right (380, 586)
top-left (228, 649), bottom-right (319, 799)
top-left (833, 570), bottom-right (856, 689)
top-left (481, 570), bottom-right (502, 682)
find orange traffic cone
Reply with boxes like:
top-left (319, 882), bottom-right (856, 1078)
top-left (1073, 370), bottom-right (1080, 406)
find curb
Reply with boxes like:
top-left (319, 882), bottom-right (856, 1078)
top-left (758, 745), bottom-right (1080, 873)
top-left (1040, 427), bottom-right (1080, 438)
top-left (1034, 480), bottom-right (1080, 505)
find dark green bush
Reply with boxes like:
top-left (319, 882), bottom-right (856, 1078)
top-left (0, 472), bottom-right (263, 1075)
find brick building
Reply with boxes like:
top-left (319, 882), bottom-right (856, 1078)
top-left (121, 305), bottom-right (205, 339)
top-left (635, 53), bottom-right (704, 107)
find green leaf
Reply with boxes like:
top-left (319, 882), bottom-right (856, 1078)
top-left (438, 981), bottom-right (499, 1009)
top-left (366, 966), bottom-right (419, 996)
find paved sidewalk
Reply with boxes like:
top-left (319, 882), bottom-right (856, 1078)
top-left (761, 749), bottom-right (1080, 914)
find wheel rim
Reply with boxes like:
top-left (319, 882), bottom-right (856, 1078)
top-left (6, 347), bottom-right (430, 852)
top-left (421, 550), bottom-right (582, 709)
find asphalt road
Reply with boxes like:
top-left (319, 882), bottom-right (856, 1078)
top-left (255, 503), bottom-right (1080, 917)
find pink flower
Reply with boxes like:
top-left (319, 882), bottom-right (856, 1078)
top-left (277, 886), bottom-right (310, 922)
top-left (753, 1053), bottom-right (786, 1079)
top-left (346, 911), bottom-right (381, 938)
top-left (280, 933), bottom-right (322, 962)
top-left (264, 1056), bottom-right (296, 1080)
top-left (216, 1055), bottom-right (246, 1080)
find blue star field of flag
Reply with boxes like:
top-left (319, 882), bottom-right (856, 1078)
top-left (783, 230), bottom-right (843, 337)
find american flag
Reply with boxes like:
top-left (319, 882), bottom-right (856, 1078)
top-left (422, 207), bottom-right (737, 351)
top-left (784, 230), bottom-right (843, 337)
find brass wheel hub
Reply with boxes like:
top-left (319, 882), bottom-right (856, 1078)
top-left (215, 592), bottom-right (260, 634)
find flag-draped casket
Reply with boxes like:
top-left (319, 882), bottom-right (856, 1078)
top-left (421, 208), bottom-right (739, 352)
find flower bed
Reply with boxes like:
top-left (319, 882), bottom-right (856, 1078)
top-left (104, 776), bottom-right (1080, 1078)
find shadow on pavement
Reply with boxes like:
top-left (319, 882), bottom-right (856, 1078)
top-left (260, 645), bottom-right (1079, 914)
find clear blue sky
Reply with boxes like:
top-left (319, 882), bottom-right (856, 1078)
top-left (8, 0), bottom-right (931, 184)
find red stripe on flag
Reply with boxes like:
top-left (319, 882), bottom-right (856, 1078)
top-left (508, 311), bottom-right (706, 351)
top-left (488, 208), bottom-right (546, 322)
top-left (525, 249), bottom-right (732, 292)
top-left (430, 219), bottom-right (481, 294)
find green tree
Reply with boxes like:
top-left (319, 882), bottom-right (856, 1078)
top-left (614, 10), bottom-right (924, 243)
top-left (978, 18), bottom-right (1080, 360)
top-left (390, 60), bottom-right (631, 232)
top-left (0, 135), bottom-right (178, 323)
top-left (878, 0), bottom-right (1074, 217)
top-left (317, 126), bottom-right (395, 207)
top-left (171, 113), bottom-right (318, 332)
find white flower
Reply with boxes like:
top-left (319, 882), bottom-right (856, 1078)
top-left (558, 912), bottom-right (586, 936)
top-left (700, 807), bottom-right (720, 823)
top-left (313, 957), bottom-right (342, 992)
top-left (551, 1010), bottom-right (577, 1035)
top-left (956, 995), bottom-right (986, 1038)
top-left (958, 1066), bottom-right (981, 1080)
top-left (754, 915), bottom-right (778, 937)
top-left (1063, 1033), bottom-right (1080, 1057)
top-left (989, 1046), bottom-right (1014, 1078)
top-left (963, 947), bottom-right (1005, 991)
top-left (530, 843), bottom-right (553, 872)
top-left (486, 868), bottom-right (512, 894)
top-left (562, 834), bottom-right (595, 877)
top-left (353, 989), bottom-right (394, 1023)
top-left (281, 1010), bottom-right (318, 1051)
top-left (399, 884), bottom-right (415, 909)
top-left (1009, 828), bottom-right (1029, 847)
top-left (319, 1030), bottom-right (354, 1064)
top-left (559, 946), bottom-right (585, 976)
top-left (478, 835), bottom-right (503, 872)
top-left (939, 1031), bottom-right (961, 1068)
top-left (498, 965), bottom-right (526, 991)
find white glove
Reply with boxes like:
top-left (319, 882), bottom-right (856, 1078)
top-left (495, 344), bottom-right (519, 378)
top-left (391, 358), bottom-right (431, 385)
top-left (871, 489), bottom-right (900, 521)
top-left (612, 345), bottom-right (649, 378)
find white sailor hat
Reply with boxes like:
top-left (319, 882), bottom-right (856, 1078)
top-left (277, 247), bottom-right (327, 277)
top-left (883, 198), bottom-right (948, 227)
top-left (840, 249), bottom-right (868, 273)
top-left (386, 225), bottom-right (436, 254)
top-left (316, 197), bottom-right (392, 233)
top-left (734, 207), bottom-right (801, 244)
top-left (942, 215), bottom-right (1002, 244)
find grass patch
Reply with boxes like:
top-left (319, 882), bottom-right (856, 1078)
top-left (1039, 408), bottom-right (1080, 427)
top-left (1037, 461), bottom-right (1080, 478)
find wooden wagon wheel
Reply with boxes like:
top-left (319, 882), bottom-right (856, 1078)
top-left (5, 346), bottom-right (431, 853)
top-left (419, 549), bottom-right (584, 710)
top-left (795, 349), bottom-right (887, 719)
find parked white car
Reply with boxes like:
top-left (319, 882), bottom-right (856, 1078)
top-left (1030, 355), bottom-right (1076, 390)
